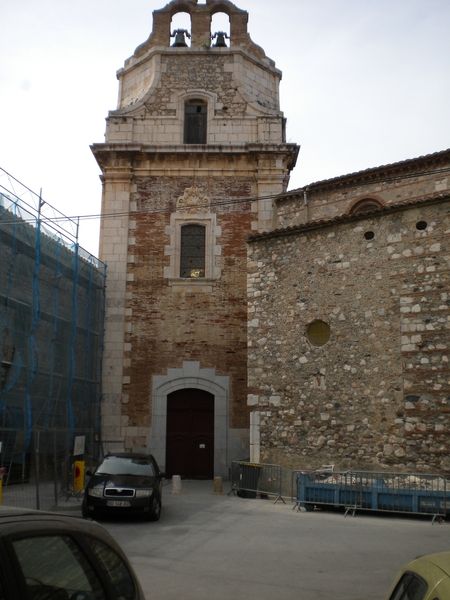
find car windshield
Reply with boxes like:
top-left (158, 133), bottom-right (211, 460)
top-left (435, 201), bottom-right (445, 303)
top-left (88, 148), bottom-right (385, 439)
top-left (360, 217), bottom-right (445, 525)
top-left (96, 457), bottom-right (155, 477)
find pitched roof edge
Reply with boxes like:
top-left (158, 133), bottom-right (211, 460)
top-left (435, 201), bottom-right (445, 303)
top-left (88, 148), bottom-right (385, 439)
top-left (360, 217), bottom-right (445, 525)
top-left (278, 147), bottom-right (450, 201)
top-left (248, 193), bottom-right (450, 243)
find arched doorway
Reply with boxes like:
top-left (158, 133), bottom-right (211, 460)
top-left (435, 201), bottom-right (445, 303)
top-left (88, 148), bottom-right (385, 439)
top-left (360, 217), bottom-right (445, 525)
top-left (165, 388), bottom-right (214, 479)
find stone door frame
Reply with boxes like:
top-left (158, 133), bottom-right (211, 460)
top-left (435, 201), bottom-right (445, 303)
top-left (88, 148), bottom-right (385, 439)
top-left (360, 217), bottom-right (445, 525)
top-left (151, 361), bottom-right (229, 477)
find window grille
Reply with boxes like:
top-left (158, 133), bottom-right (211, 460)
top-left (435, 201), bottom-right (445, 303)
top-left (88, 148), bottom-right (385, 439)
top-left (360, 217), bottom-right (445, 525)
top-left (184, 100), bottom-right (207, 144)
top-left (180, 224), bottom-right (206, 278)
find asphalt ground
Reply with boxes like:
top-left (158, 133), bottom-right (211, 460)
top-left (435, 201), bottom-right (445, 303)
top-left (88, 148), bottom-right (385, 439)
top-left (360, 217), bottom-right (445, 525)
top-left (95, 480), bottom-right (450, 600)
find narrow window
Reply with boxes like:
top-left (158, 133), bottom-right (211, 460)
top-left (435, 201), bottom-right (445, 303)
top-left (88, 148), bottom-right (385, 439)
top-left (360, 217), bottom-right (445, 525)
top-left (180, 224), bottom-right (206, 278)
top-left (184, 100), bottom-right (207, 144)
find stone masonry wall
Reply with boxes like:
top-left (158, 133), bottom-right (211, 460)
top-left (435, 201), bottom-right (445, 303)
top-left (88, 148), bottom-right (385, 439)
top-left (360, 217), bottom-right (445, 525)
top-left (276, 154), bottom-right (450, 228)
top-left (247, 199), bottom-right (450, 473)
top-left (109, 50), bottom-right (283, 146)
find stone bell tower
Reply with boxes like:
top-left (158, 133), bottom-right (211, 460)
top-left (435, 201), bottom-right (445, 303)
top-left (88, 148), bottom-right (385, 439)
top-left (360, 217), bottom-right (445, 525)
top-left (92, 0), bottom-right (298, 478)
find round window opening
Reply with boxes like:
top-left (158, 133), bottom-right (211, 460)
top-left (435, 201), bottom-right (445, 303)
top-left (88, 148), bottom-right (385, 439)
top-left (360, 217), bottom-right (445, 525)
top-left (306, 319), bottom-right (331, 347)
top-left (416, 220), bottom-right (427, 231)
top-left (364, 231), bottom-right (375, 240)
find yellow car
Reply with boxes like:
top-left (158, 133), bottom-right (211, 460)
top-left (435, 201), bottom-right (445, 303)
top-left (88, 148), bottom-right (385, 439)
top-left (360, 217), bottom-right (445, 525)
top-left (386, 551), bottom-right (450, 600)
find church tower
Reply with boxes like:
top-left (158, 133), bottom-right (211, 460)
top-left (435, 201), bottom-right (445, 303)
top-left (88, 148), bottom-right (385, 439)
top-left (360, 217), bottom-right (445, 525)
top-left (92, 0), bottom-right (298, 477)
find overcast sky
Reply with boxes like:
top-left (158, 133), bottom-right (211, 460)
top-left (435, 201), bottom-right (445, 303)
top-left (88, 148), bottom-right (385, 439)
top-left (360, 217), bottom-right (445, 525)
top-left (1, 0), bottom-right (449, 255)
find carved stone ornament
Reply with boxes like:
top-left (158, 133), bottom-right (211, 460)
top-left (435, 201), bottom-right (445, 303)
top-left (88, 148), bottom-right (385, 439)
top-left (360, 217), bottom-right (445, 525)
top-left (176, 187), bottom-right (210, 212)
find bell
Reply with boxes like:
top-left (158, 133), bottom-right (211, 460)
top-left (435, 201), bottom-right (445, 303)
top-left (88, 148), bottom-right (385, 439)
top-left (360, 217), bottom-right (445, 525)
top-left (212, 31), bottom-right (228, 47)
top-left (172, 29), bottom-right (188, 47)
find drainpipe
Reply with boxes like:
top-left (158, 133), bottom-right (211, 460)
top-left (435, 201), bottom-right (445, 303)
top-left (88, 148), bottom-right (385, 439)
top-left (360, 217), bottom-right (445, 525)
top-left (303, 186), bottom-right (310, 222)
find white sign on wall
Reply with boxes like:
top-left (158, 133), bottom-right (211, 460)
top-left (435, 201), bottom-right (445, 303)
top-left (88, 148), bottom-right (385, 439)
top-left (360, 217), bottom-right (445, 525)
top-left (73, 436), bottom-right (86, 457)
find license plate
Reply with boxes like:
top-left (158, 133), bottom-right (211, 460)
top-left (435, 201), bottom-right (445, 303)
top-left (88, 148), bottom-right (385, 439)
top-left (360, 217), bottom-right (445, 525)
top-left (106, 500), bottom-right (131, 507)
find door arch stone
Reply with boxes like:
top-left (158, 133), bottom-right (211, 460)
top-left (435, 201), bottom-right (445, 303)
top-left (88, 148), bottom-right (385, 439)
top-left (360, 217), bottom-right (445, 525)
top-left (151, 361), bottom-right (229, 477)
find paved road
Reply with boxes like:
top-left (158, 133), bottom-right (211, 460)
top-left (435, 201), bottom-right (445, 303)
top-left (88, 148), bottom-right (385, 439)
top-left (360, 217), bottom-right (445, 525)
top-left (97, 480), bottom-right (450, 600)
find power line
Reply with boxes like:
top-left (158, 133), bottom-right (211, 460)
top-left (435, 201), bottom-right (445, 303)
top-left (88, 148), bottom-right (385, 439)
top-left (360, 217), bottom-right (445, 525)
top-left (0, 192), bottom-right (270, 226)
top-left (1, 165), bottom-right (449, 227)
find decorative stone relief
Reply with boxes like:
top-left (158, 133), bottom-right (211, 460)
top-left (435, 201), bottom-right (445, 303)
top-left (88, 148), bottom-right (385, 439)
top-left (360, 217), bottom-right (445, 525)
top-left (176, 186), bottom-right (210, 212)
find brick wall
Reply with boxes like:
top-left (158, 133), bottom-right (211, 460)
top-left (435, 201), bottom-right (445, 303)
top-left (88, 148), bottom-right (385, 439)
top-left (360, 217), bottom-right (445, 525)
top-left (120, 175), bottom-right (253, 450)
top-left (94, 0), bottom-right (298, 470)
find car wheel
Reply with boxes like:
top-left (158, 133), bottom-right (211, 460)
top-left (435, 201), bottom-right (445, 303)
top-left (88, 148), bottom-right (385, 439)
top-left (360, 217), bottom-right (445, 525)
top-left (81, 502), bottom-right (89, 519)
top-left (82, 503), bottom-right (97, 520)
top-left (148, 496), bottom-right (161, 521)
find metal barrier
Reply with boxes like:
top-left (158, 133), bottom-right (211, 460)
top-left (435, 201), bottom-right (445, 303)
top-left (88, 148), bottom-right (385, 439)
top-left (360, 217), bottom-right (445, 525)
top-left (296, 470), bottom-right (450, 521)
top-left (230, 461), bottom-right (285, 503)
top-left (0, 429), bottom-right (100, 511)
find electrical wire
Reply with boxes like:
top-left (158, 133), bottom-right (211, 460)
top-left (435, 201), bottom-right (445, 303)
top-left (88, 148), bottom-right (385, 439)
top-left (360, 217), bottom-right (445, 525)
top-left (0, 165), bottom-right (449, 227)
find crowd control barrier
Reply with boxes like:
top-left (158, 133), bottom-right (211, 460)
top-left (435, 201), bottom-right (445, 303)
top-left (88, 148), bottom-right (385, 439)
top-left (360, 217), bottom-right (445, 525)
top-left (296, 470), bottom-right (450, 521)
top-left (230, 461), bottom-right (285, 503)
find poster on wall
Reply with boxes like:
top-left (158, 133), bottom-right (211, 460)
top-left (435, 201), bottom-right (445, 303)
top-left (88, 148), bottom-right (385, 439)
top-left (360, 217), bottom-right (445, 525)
top-left (73, 436), bottom-right (85, 457)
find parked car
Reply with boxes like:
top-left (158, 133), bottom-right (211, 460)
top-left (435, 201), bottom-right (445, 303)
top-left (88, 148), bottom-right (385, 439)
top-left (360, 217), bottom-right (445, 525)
top-left (82, 453), bottom-right (164, 521)
top-left (386, 551), bottom-right (450, 600)
top-left (0, 506), bottom-right (146, 599)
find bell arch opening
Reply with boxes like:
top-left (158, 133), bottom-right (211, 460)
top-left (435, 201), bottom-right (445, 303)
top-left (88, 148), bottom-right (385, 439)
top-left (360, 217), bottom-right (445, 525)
top-left (211, 12), bottom-right (230, 46)
top-left (170, 11), bottom-right (191, 47)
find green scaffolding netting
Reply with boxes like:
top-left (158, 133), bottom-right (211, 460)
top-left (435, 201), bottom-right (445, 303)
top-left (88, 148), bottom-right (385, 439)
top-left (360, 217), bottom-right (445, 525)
top-left (0, 169), bottom-right (106, 481)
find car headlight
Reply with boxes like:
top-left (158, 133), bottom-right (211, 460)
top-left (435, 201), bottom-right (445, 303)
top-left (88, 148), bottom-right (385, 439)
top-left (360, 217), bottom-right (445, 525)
top-left (135, 488), bottom-right (153, 498)
top-left (88, 486), bottom-right (104, 498)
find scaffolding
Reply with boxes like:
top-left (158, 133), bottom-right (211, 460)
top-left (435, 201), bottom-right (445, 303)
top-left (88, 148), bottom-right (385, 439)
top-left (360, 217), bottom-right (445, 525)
top-left (0, 168), bottom-right (106, 505)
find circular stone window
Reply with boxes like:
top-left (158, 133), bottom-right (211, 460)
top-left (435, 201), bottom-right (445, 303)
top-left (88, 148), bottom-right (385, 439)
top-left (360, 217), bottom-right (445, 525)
top-left (364, 231), bottom-right (375, 240)
top-left (416, 220), bottom-right (427, 231)
top-left (306, 320), bottom-right (331, 347)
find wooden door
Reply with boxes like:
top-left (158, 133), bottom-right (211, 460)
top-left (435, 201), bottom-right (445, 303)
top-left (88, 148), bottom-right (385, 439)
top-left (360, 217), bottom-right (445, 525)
top-left (166, 388), bottom-right (214, 479)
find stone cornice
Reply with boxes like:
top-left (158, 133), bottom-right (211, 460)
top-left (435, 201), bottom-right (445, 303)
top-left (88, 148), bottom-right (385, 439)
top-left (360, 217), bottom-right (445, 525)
top-left (91, 142), bottom-right (299, 171)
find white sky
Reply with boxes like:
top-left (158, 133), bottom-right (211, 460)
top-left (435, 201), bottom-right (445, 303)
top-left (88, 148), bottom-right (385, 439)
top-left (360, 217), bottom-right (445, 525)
top-left (1, 0), bottom-right (449, 256)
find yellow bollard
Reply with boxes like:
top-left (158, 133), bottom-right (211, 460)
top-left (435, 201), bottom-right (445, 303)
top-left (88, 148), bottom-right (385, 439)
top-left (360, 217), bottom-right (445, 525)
top-left (73, 460), bottom-right (85, 492)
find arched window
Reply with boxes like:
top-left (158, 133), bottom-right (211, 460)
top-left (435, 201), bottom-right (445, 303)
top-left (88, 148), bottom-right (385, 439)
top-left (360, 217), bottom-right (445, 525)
top-left (349, 198), bottom-right (383, 215)
top-left (180, 224), bottom-right (206, 278)
top-left (184, 99), bottom-right (207, 144)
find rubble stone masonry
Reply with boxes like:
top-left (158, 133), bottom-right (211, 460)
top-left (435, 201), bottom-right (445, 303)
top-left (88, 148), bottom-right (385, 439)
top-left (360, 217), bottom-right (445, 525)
top-left (247, 198), bottom-right (450, 473)
top-left (276, 151), bottom-right (450, 228)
